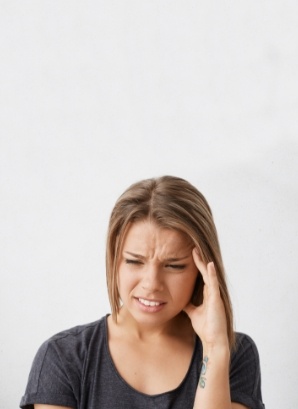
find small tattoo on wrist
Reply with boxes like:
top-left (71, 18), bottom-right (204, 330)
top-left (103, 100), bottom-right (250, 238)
top-left (199, 356), bottom-right (209, 388)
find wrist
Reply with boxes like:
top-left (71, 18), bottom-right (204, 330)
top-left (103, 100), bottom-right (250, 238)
top-left (202, 338), bottom-right (230, 358)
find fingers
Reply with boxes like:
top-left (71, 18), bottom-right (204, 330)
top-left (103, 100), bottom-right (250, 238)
top-left (192, 248), bottom-right (220, 296)
top-left (192, 248), bottom-right (208, 280)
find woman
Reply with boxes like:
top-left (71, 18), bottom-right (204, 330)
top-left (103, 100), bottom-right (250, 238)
top-left (20, 175), bottom-right (265, 409)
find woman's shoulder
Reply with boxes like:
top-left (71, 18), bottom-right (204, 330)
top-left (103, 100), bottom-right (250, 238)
top-left (229, 332), bottom-right (264, 406)
top-left (20, 316), bottom-right (109, 409)
top-left (231, 331), bottom-right (262, 375)
top-left (233, 332), bottom-right (261, 356)
top-left (48, 316), bottom-right (106, 342)
top-left (36, 315), bottom-right (108, 363)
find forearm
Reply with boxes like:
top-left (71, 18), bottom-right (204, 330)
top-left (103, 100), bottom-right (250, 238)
top-left (193, 343), bottom-right (231, 409)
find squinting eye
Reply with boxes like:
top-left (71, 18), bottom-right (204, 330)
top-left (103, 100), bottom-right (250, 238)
top-left (125, 259), bottom-right (142, 265)
top-left (167, 264), bottom-right (186, 270)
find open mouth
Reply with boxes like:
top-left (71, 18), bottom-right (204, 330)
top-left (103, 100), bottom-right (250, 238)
top-left (138, 298), bottom-right (164, 307)
top-left (135, 297), bottom-right (167, 310)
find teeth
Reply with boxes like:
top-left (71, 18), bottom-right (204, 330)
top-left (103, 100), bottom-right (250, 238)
top-left (138, 298), bottom-right (161, 307)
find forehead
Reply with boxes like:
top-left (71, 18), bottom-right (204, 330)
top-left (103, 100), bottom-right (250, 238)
top-left (122, 220), bottom-right (192, 254)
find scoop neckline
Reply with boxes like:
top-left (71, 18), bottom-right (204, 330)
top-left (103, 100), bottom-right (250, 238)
top-left (103, 314), bottom-right (199, 398)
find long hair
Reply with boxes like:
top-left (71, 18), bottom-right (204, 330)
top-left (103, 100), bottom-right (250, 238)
top-left (106, 176), bottom-right (235, 348)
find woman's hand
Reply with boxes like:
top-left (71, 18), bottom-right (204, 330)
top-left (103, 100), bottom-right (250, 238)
top-left (183, 248), bottom-right (229, 349)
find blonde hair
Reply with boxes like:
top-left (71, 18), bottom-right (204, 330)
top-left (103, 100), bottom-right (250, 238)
top-left (106, 175), bottom-right (235, 348)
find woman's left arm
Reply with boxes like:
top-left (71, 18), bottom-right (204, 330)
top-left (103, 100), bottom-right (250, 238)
top-left (184, 249), bottom-right (248, 409)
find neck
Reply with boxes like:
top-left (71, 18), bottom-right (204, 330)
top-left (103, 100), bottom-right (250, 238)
top-left (114, 308), bottom-right (193, 342)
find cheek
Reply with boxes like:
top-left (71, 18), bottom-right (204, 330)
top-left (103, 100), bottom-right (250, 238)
top-left (117, 268), bottom-right (138, 296)
top-left (171, 272), bottom-right (198, 298)
top-left (187, 275), bottom-right (199, 296)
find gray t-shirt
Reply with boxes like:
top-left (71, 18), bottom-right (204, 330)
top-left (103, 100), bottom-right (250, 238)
top-left (20, 315), bottom-right (265, 409)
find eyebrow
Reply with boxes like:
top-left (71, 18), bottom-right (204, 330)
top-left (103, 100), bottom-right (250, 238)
top-left (124, 251), bottom-right (189, 262)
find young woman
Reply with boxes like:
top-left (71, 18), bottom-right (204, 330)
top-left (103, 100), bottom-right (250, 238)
top-left (20, 176), bottom-right (265, 409)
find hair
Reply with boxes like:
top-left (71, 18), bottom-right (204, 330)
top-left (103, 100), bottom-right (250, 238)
top-left (106, 175), bottom-right (235, 349)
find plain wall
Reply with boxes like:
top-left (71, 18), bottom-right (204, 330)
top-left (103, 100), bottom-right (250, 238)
top-left (1, 2), bottom-right (298, 408)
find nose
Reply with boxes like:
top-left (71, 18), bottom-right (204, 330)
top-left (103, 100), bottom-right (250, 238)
top-left (141, 264), bottom-right (164, 292)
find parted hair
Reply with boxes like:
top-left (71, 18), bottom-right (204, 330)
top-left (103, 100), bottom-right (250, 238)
top-left (106, 175), bottom-right (235, 348)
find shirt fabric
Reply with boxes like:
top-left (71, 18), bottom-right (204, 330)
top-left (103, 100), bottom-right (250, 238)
top-left (20, 315), bottom-right (265, 409)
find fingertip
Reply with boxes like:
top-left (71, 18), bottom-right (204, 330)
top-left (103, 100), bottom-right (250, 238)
top-left (192, 247), bottom-right (199, 257)
top-left (207, 262), bottom-right (220, 286)
top-left (192, 248), bottom-right (203, 263)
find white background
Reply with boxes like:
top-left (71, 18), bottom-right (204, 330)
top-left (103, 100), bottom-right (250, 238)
top-left (1, 1), bottom-right (298, 408)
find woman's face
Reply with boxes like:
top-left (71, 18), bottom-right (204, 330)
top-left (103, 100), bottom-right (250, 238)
top-left (117, 219), bottom-right (199, 326)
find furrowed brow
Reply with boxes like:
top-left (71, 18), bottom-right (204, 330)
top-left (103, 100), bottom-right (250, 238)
top-left (124, 251), bottom-right (146, 260)
top-left (124, 252), bottom-right (189, 262)
top-left (165, 256), bottom-right (189, 262)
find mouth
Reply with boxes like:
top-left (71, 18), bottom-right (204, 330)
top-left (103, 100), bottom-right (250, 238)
top-left (134, 297), bottom-right (166, 312)
top-left (137, 297), bottom-right (165, 307)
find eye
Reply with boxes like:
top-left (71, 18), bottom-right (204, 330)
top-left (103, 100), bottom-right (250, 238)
top-left (166, 264), bottom-right (186, 270)
top-left (125, 259), bottom-right (143, 265)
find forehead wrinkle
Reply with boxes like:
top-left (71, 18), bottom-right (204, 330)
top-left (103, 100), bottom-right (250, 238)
top-left (123, 250), bottom-right (191, 263)
top-left (122, 220), bottom-right (194, 261)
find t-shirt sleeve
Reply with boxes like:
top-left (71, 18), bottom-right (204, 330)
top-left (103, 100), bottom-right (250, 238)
top-left (230, 333), bottom-right (265, 409)
top-left (20, 338), bottom-right (78, 409)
